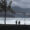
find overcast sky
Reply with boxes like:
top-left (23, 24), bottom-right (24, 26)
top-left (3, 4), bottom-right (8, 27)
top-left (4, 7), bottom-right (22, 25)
top-left (7, 0), bottom-right (30, 8)
top-left (0, 0), bottom-right (30, 8)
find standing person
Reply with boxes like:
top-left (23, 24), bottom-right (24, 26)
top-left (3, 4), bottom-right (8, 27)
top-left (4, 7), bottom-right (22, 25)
top-left (18, 21), bottom-right (20, 25)
top-left (16, 20), bottom-right (17, 25)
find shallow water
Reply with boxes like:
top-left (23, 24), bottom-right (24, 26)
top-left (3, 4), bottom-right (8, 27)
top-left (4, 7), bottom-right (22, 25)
top-left (0, 17), bottom-right (30, 25)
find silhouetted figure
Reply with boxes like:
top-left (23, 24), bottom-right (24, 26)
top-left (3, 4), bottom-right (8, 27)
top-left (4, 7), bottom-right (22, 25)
top-left (16, 20), bottom-right (17, 25)
top-left (18, 21), bottom-right (20, 25)
top-left (16, 21), bottom-right (20, 30)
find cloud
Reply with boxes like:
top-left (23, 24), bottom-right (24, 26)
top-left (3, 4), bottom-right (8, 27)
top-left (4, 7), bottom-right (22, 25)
top-left (12, 0), bottom-right (30, 8)
top-left (6, 0), bottom-right (30, 8)
top-left (11, 1), bottom-right (18, 7)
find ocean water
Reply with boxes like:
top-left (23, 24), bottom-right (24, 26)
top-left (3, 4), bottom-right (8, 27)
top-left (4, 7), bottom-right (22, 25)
top-left (0, 10), bottom-right (30, 25)
top-left (0, 17), bottom-right (30, 25)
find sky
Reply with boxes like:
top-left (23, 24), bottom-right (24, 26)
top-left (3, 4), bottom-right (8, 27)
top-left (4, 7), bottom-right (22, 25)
top-left (7, 0), bottom-right (30, 8)
top-left (0, 0), bottom-right (30, 8)
top-left (12, 0), bottom-right (30, 8)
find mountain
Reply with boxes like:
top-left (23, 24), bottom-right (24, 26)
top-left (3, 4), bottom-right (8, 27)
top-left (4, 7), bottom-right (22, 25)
top-left (12, 6), bottom-right (30, 13)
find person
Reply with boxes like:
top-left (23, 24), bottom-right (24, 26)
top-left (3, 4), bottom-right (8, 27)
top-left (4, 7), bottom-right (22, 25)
top-left (16, 20), bottom-right (17, 25)
top-left (18, 21), bottom-right (20, 25)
